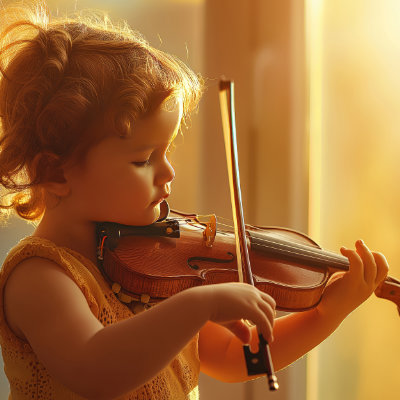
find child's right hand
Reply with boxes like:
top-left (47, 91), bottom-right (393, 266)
top-left (196, 282), bottom-right (276, 344)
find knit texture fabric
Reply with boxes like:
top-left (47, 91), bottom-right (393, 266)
top-left (0, 236), bottom-right (199, 399)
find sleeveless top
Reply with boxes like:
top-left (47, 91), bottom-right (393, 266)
top-left (0, 237), bottom-right (200, 400)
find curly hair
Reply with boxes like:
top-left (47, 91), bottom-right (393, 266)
top-left (0, 2), bottom-right (202, 221)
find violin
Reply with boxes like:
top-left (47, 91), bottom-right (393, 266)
top-left (96, 207), bottom-right (400, 314)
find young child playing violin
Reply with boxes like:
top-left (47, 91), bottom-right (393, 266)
top-left (0, 3), bottom-right (389, 400)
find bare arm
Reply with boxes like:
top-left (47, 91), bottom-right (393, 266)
top-left (4, 258), bottom-right (275, 400)
top-left (4, 257), bottom-right (208, 399)
top-left (199, 240), bottom-right (389, 381)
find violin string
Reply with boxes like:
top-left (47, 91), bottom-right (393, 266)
top-left (216, 219), bottom-right (311, 246)
top-left (170, 214), bottom-right (348, 267)
top-left (176, 216), bottom-right (348, 267)
top-left (247, 240), bottom-right (348, 267)
top-left (213, 220), bottom-right (348, 265)
top-left (246, 235), bottom-right (349, 267)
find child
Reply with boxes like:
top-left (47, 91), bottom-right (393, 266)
top-left (0, 3), bottom-right (389, 400)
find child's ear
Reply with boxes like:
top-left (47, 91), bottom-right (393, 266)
top-left (32, 153), bottom-right (71, 198)
top-left (42, 177), bottom-right (70, 198)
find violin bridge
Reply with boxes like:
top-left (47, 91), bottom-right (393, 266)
top-left (196, 214), bottom-right (217, 247)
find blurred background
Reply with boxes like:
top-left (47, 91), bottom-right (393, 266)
top-left (1, 0), bottom-right (400, 399)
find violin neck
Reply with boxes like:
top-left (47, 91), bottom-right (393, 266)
top-left (248, 231), bottom-right (350, 271)
top-left (375, 276), bottom-right (400, 314)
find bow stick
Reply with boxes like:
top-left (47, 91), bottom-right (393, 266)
top-left (218, 79), bottom-right (279, 391)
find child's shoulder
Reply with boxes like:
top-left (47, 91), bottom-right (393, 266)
top-left (1, 237), bottom-right (80, 295)
top-left (2, 236), bottom-right (66, 272)
top-left (0, 237), bottom-right (104, 336)
top-left (3, 254), bottom-right (73, 341)
top-left (1, 236), bottom-right (66, 296)
top-left (1, 236), bottom-right (102, 296)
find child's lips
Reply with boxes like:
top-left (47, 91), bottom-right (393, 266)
top-left (151, 193), bottom-right (169, 205)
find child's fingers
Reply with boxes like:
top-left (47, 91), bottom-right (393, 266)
top-left (258, 300), bottom-right (275, 328)
top-left (258, 300), bottom-right (275, 321)
top-left (355, 240), bottom-right (377, 283)
top-left (326, 271), bottom-right (346, 286)
top-left (260, 292), bottom-right (276, 311)
top-left (246, 289), bottom-right (275, 342)
top-left (372, 251), bottom-right (389, 284)
top-left (222, 320), bottom-right (252, 344)
top-left (247, 302), bottom-right (274, 343)
top-left (340, 246), bottom-right (363, 279)
top-left (255, 308), bottom-right (274, 343)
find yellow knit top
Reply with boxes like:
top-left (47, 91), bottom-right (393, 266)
top-left (0, 236), bottom-right (200, 400)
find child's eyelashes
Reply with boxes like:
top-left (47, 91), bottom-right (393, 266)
top-left (131, 146), bottom-right (172, 167)
top-left (131, 160), bottom-right (150, 167)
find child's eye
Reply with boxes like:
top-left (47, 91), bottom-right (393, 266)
top-left (131, 160), bottom-right (150, 167)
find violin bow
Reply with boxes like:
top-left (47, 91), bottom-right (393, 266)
top-left (219, 79), bottom-right (279, 391)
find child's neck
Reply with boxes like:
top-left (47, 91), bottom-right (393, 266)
top-left (33, 210), bottom-right (98, 265)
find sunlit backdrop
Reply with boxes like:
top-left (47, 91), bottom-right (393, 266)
top-left (1, 1), bottom-right (399, 399)
top-left (307, 0), bottom-right (400, 399)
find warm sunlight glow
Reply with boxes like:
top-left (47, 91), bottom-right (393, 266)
top-left (306, 0), bottom-right (323, 245)
top-left (171, 0), bottom-right (203, 3)
top-left (307, 0), bottom-right (400, 398)
top-left (305, 0), bottom-right (323, 399)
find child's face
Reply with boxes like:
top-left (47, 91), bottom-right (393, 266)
top-left (64, 101), bottom-right (182, 226)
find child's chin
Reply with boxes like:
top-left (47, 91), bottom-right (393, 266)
top-left (135, 209), bottom-right (160, 226)
top-left (108, 206), bottom-right (161, 227)
top-left (109, 214), bottom-right (157, 227)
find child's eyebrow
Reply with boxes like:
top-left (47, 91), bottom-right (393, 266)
top-left (132, 140), bottom-right (175, 152)
top-left (132, 144), bottom-right (153, 152)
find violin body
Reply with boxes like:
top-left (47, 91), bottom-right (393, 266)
top-left (97, 210), bottom-right (400, 313)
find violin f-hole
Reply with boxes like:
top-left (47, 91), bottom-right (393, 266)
top-left (187, 252), bottom-right (235, 270)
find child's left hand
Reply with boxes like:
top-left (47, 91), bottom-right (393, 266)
top-left (316, 239), bottom-right (389, 322)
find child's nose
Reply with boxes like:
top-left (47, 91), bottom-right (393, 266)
top-left (155, 158), bottom-right (175, 186)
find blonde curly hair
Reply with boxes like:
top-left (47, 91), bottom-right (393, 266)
top-left (0, 1), bottom-right (202, 221)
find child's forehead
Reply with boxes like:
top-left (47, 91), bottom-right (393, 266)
top-left (128, 103), bottom-right (182, 148)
